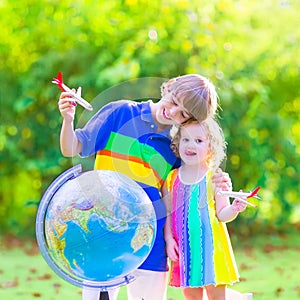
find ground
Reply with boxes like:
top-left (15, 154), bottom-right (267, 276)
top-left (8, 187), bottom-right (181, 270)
top-left (0, 230), bottom-right (299, 300)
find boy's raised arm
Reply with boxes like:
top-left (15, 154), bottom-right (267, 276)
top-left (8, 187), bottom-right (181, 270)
top-left (60, 119), bottom-right (82, 157)
top-left (58, 91), bottom-right (82, 157)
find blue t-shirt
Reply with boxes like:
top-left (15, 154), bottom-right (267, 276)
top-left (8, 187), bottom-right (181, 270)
top-left (75, 100), bottom-right (180, 271)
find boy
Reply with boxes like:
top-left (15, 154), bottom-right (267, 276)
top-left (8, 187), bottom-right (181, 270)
top-left (58, 74), bottom-right (232, 300)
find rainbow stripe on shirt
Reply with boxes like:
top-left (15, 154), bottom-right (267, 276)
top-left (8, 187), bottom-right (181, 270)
top-left (94, 131), bottom-right (172, 190)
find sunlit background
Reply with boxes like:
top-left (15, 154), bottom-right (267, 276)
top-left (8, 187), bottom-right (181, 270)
top-left (0, 1), bottom-right (299, 299)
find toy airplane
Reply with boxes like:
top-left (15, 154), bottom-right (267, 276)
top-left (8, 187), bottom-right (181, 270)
top-left (52, 72), bottom-right (93, 111)
top-left (218, 186), bottom-right (261, 208)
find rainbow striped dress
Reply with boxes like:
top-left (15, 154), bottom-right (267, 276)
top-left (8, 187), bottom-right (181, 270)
top-left (165, 169), bottom-right (239, 287)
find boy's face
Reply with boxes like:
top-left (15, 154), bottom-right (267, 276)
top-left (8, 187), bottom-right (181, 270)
top-left (155, 92), bottom-right (193, 126)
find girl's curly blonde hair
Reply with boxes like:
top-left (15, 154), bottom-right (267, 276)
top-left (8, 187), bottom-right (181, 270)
top-left (170, 117), bottom-right (227, 171)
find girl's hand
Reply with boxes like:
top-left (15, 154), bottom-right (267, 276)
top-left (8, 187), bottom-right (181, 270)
top-left (58, 88), bottom-right (81, 122)
top-left (231, 197), bottom-right (248, 213)
top-left (165, 237), bottom-right (179, 262)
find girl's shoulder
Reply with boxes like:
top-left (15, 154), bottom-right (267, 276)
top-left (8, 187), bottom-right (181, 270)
top-left (167, 168), bottom-right (179, 179)
top-left (165, 169), bottom-right (179, 191)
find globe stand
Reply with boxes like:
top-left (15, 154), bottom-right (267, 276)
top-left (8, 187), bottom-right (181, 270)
top-left (97, 273), bottom-right (134, 300)
top-left (100, 291), bottom-right (109, 300)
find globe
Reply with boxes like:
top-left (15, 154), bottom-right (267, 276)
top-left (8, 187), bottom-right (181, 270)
top-left (36, 165), bottom-right (157, 289)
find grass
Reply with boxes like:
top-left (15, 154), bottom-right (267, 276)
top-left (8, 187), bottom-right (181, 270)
top-left (0, 230), bottom-right (299, 300)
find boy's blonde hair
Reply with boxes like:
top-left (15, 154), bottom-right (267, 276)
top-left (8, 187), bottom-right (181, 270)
top-left (170, 118), bottom-right (227, 170)
top-left (161, 74), bottom-right (219, 123)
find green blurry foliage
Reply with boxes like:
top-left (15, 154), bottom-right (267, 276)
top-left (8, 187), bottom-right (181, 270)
top-left (0, 0), bottom-right (299, 236)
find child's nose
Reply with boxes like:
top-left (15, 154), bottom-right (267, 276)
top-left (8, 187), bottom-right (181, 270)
top-left (169, 106), bottom-right (180, 117)
top-left (187, 141), bottom-right (196, 148)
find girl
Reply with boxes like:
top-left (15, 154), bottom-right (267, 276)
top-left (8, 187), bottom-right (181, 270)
top-left (163, 118), bottom-right (248, 300)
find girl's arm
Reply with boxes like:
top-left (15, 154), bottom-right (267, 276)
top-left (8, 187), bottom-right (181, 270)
top-left (162, 182), bottom-right (179, 262)
top-left (215, 191), bottom-right (248, 223)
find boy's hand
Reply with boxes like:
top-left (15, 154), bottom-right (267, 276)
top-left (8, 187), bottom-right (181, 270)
top-left (212, 168), bottom-right (232, 193)
top-left (58, 87), bottom-right (81, 122)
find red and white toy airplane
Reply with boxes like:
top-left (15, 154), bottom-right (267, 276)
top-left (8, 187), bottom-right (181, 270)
top-left (218, 186), bottom-right (261, 208)
top-left (52, 72), bottom-right (93, 111)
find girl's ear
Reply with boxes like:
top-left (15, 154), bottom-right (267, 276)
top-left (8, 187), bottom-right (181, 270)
top-left (206, 142), bottom-right (214, 167)
top-left (206, 151), bottom-right (212, 167)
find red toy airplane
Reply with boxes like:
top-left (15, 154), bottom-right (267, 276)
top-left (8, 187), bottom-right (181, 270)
top-left (218, 186), bottom-right (261, 208)
top-left (52, 72), bottom-right (93, 111)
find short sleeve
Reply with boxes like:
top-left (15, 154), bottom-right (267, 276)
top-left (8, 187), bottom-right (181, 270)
top-left (75, 101), bottom-right (129, 157)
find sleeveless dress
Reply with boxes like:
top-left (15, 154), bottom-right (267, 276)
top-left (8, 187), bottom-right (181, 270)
top-left (165, 169), bottom-right (239, 288)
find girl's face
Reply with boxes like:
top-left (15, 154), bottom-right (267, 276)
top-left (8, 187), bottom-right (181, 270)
top-left (178, 123), bottom-right (210, 167)
top-left (155, 92), bottom-right (193, 126)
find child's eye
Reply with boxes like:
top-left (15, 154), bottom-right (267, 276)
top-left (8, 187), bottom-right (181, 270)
top-left (181, 112), bottom-right (189, 118)
top-left (195, 139), bottom-right (203, 143)
top-left (182, 138), bottom-right (189, 142)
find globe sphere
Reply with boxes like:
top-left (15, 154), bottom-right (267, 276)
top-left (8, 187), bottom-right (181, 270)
top-left (36, 165), bottom-right (156, 289)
